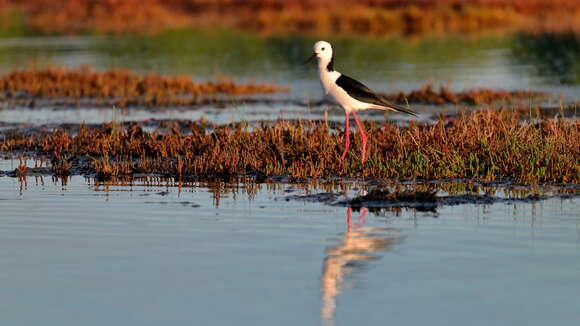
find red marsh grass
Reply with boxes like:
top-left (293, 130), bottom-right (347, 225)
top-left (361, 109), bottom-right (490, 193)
top-left (384, 84), bottom-right (546, 106)
top-left (0, 67), bottom-right (546, 107)
top-left (2, 0), bottom-right (190, 35)
top-left (1, 0), bottom-right (580, 36)
top-left (1, 109), bottom-right (578, 183)
top-left (0, 66), bottom-right (287, 107)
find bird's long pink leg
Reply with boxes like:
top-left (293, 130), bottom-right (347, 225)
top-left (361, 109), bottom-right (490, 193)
top-left (352, 112), bottom-right (368, 163)
top-left (358, 207), bottom-right (368, 224)
top-left (347, 207), bottom-right (352, 232)
top-left (341, 111), bottom-right (350, 161)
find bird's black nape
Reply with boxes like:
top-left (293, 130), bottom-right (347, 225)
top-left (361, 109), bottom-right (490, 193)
top-left (327, 54), bottom-right (334, 72)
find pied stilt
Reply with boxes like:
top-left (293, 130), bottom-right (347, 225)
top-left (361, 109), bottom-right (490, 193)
top-left (305, 40), bottom-right (417, 164)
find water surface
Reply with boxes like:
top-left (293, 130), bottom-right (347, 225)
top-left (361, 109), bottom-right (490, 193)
top-left (0, 31), bottom-right (578, 125)
top-left (1, 174), bottom-right (579, 325)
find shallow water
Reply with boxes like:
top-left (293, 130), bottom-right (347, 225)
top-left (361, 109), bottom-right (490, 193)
top-left (0, 102), bottom-right (426, 127)
top-left (0, 31), bottom-right (579, 125)
top-left (1, 174), bottom-right (579, 326)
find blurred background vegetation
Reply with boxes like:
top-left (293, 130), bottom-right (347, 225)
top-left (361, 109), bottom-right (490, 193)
top-left (0, 0), bottom-right (579, 36)
top-left (0, 1), bottom-right (578, 98)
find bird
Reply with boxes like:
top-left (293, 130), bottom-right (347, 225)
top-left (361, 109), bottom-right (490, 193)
top-left (305, 40), bottom-right (417, 164)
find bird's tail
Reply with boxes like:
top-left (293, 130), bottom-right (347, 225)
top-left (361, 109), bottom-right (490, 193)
top-left (376, 97), bottom-right (417, 117)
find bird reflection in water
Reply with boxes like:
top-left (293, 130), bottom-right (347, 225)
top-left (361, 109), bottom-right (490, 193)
top-left (321, 207), bottom-right (399, 326)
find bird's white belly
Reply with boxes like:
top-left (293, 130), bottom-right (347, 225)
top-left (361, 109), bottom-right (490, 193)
top-left (327, 85), bottom-right (371, 112)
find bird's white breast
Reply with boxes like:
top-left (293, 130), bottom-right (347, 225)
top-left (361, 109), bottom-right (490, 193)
top-left (318, 69), bottom-right (339, 96)
top-left (319, 70), bottom-right (373, 112)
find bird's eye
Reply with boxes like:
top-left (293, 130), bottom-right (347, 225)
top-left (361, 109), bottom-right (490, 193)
top-left (321, 47), bottom-right (325, 50)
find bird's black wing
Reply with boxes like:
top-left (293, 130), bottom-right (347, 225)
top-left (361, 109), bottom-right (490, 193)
top-left (336, 74), bottom-right (417, 116)
top-left (335, 74), bottom-right (381, 105)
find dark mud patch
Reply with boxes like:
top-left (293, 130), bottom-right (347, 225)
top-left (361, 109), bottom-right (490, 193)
top-left (286, 192), bottom-right (344, 205)
top-left (287, 188), bottom-right (580, 211)
top-left (143, 200), bottom-right (201, 208)
top-left (3, 167), bottom-right (54, 177)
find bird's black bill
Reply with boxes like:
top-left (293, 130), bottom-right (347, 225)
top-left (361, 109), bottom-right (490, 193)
top-left (303, 53), bottom-right (316, 64)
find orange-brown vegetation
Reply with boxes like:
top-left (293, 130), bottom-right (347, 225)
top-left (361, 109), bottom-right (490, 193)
top-left (1, 0), bottom-right (579, 35)
top-left (384, 84), bottom-right (545, 105)
top-left (1, 109), bottom-right (578, 183)
top-left (0, 67), bottom-right (545, 107)
top-left (0, 67), bottom-right (287, 107)
top-left (7, 0), bottom-right (190, 34)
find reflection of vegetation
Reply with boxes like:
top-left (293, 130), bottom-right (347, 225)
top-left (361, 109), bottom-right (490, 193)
top-left (0, 29), bottom-right (510, 78)
top-left (512, 33), bottom-right (580, 84)
top-left (99, 29), bottom-right (288, 77)
top-left (289, 35), bottom-right (511, 76)
top-left (95, 31), bottom-right (511, 79)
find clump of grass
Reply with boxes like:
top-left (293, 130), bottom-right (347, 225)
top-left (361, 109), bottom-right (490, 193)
top-left (385, 84), bottom-right (546, 105)
top-left (0, 66), bottom-right (287, 107)
top-left (90, 153), bottom-right (134, 180)
top-left (51, 156), bottom-right (71, 176)
top-left (1, 109), bottom-right (578, 183)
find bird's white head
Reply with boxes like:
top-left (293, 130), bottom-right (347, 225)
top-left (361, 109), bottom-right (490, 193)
top-left (305, 40), bottom-right (334, 71)
top-left (313, 41), bottom-right (333, 61)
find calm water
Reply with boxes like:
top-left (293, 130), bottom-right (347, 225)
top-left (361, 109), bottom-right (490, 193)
top-left (1, 173), bottom-right (579, 325)
top-left (0, 31), bottom-right (578, 125)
